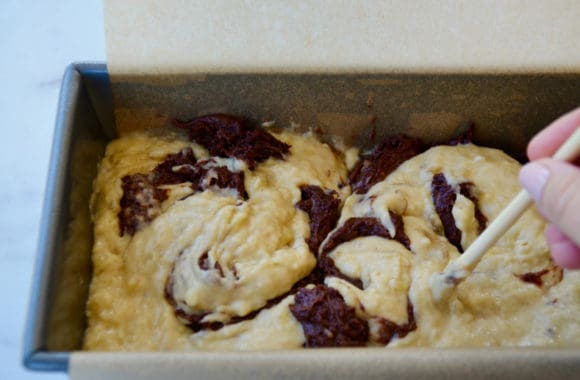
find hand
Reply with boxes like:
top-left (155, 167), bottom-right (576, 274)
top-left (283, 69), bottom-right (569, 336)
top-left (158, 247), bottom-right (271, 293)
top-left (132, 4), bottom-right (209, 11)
top-left (519, 107), bottom-right (580, 269)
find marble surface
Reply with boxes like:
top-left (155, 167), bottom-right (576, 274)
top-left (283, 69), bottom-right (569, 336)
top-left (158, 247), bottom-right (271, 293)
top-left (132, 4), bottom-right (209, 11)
top-left (0, 0), bottom-right (105, 378)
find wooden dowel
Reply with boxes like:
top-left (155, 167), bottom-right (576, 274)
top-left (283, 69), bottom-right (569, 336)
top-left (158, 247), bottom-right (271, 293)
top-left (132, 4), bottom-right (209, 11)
top-left (432, 128), bottom-right (580, 302)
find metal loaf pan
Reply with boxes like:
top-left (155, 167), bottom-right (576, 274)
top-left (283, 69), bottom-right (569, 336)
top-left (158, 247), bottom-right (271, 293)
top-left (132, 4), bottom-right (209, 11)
top-left (24, 63), bottom-right (580, 377)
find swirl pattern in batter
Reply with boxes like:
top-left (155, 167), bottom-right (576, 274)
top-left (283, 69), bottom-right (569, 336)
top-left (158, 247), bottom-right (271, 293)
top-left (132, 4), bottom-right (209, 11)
top-left (84, 115), bottom-right (580, 350)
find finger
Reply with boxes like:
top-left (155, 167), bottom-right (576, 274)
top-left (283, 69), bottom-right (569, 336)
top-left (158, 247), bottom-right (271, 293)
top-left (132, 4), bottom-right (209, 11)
top-left (546, 224), bottom-right (580, 269)
top-left (519, 159), bottom-right (580, 246)
top-left (527, 107), bottom-right (580, 161)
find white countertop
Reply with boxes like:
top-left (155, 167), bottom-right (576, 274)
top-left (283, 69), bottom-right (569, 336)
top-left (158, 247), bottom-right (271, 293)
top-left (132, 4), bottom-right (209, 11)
top-left (0, 0), bottom-right (105, 378)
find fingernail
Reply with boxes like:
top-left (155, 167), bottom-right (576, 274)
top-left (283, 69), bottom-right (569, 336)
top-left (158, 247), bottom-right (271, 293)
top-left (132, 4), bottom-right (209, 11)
top-left (519, 162), bottom-right (550, 201)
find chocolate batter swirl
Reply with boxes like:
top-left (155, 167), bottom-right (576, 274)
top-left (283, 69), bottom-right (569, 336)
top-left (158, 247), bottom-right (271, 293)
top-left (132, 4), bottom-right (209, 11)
top-left (321, 215), bottom-right (411, 255)
top-left (458, 182), bottom-right (487, 234)
top-left (118, 148), bottom-right (248, 236)
top-left (151, 147), bottom-right (198, 185)
top-left (447, 122), bottom-right (475, 146)
top-left (296, 185), bottom-right (341, 254)
top-left (316, 215), bottom-right (411, 289)
top-left (431, 173), bottom-right (487, 253)
top-left (431, 173), bottom-right (463, 251)
top-left (373, 299), bottom-right (417, 344)
top-left (349, 135), bottom-right (423, 194)
top-left (119, 174), bottom-right (168, 236)
top-left (515, 266), bottom-right (564, 288)
top-left (173, 114), bottom-right (290, 169)
top-left (119, 148), bottom-right (197, 236)
top-left (289, 285), bottom-right (369, 347)
top-left (160, 125), bottom-right (488, 344)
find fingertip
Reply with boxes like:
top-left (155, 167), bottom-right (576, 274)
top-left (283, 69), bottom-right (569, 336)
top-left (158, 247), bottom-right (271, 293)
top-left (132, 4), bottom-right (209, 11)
top-left (519, 162), bottom-right (549, 203)
top-left (527, 137), bottom-right (542, 161)
top-left (527, 107), bottom-right (580, 161)
top-left (546, 225), bottom-right (580, 269)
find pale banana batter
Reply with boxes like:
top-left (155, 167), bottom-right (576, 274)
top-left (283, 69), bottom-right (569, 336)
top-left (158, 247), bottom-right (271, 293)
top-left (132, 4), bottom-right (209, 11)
top-left (84, 125), bottom-right (349, 350)
top-left (85, 120), bottom-right (580, 351)
top-left (326, 144), bottom-right (580, 347)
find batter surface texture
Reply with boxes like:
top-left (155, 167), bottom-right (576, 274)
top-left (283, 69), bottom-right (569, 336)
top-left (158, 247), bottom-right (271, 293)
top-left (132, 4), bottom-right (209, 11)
top-left (84, 117), bottom-right (580, 350)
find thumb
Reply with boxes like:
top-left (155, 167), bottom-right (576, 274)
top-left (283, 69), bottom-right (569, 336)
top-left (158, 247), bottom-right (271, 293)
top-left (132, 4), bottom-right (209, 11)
top-left (519, 158), bottom-right (580, 247)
